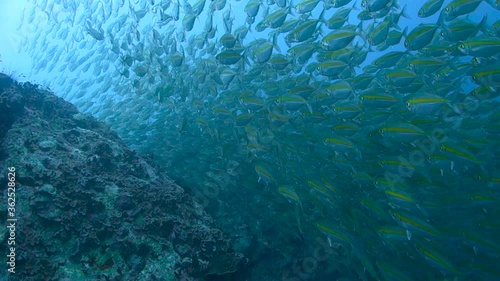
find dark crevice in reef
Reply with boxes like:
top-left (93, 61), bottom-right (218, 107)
top-left (0, 73), bottom-right (246, 281)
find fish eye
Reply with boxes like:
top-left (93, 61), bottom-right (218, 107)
top-left (406, 101), bottom-right (411, 107)
top-left (418, 11), bottom-right (423, 17)
top-left (404, 41), bottom-right (408, 47)
top-left (445, 7), bottom-right (450, 12)
top-left (459, 43), bottom-right (465, 49)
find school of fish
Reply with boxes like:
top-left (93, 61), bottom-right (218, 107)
top-left (11, 0), bottom-right (500, 280)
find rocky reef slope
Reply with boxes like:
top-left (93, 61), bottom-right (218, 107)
top-left (0, 73), bottom-right (245, 281)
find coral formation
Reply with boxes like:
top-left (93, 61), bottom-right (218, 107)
top-left (0, 73), bottom-right (245, 280)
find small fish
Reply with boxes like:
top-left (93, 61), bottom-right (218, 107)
top-left (170, 51), bottom-right (184, 67)
top-left (382, 26), bottom-right (408, 48)
top-left (307, 179), bottom-right (335, 198)
top-left (192, 0), bottom-right (206, 16)
top-left (133, 65), bottom-right (148, 77)
top-left (405, 24), bottom-right (440, 50)
top-left (316, 221), bottom-right (351, 244)
top-left (317, 60), bottom-right (350, 78)
top-left (440, 15), bottom-right (488, 42)
top-left (269, 54), bottom-right (290, 70)
top-left (326, 80), bottom-right (353, 100)
top-left (359, 91), bottom-right (398, 109)
top-left (373, 51), bottom-right (408, 69)
top-left (276, 95), bottom-right (312, 113)
top-left (361, 0), bottom-right (395, 12)
top-left (244, 0), bottom-right (260, 17)
top-left (295, 0), bottom-right (321, 14)
top-left (239, 96), bottom-right (265, 111)
top-left (406, 93), bottom-right (449, 115)
top-left (321, 29), bottom-right (358, 51)
top-left (330, 0), bottom-right (353, 8)
top-left (261, 7), bottom-right (289, 29)
top-left (391, 211), bottom-right (440, 237)
top-left (442, 0), bottom-right (489, 21)
top-left (469, 63), bottom-right (500, 89)
top-left (323, 136), bottom-right (355, 152)
top-left (440, 142), bottom-right (480, 163)
top-left (408, 57), bottom-right (446, 74)
top-left (385, 69), bottom-right (417, 87)
top-left (85, 19), bottom-right (104, 40)
top-left (377, 226), bottom-right (410, 241)
top-left (458, 36), bottom-right (500, 57)
top-left (286, 10), bottom-right (324, 44)
top-left (182, 13), bottom-right (197, 32)
top-left (418, 0), bottom-right (445, 18)
top-left (172, 0), bottom-right (180, 20)
top-left (220, 33), bottom-right (237, 49)
top-left (366, 15), bottom-right (395, 46)
top-left (278, 185), bottom-right (301, 205)
top-left (255, 164), bottom-right (275, 183)
top-left (385, 189), bottom-right (415, 207)
top-left (216, 50), bottom-right (242, 65)
top-left (377, 261), bottom-right (415, 281)
top-left (415, 241), bottom-right (459, 275)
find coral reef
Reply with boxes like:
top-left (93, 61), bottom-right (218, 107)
top-left (0, 73), bottom-right (245, 281)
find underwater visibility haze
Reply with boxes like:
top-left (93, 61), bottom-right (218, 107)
top-left (0, 0), bottom-right (499, 280)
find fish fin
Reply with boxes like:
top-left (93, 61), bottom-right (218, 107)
top-left (400, 4), bottom-right (410, 19)
top-left (272, 32), bottom-right (281, 53)
top-left (406, 230), bottom-right (412, 240)
top-left (436, 10), bottom-right (445, 26)
top-left (295, 205), bottom-right (304, 237)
